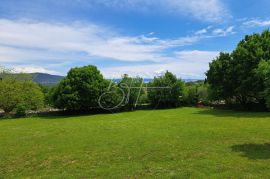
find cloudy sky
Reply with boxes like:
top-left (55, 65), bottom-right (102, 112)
top-left (0, 0), bottom-right (270, 79)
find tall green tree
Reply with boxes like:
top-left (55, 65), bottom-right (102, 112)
top-left (52, 65), bottom-right (108, 111)
top-left (207, 30), bottom-right (270, 109)
top-left (148, 71), bottom-right (184, 108)
top-left (206, 52), bottom-right (235, 102)
top-left (231, 30), bottom-right (270, 105)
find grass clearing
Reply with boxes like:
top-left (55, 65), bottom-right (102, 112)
top-left (1, 107), bottom-right (270, 178)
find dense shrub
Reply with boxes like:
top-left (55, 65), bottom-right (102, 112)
top-left (183, 82), bottom-right (209, 106)
top-left (138, 93), bottom-right (149, 105)
top-left (21, 81), bottom-right (44, 110)
top-left (15, 104), bottom-right (27, 118)
top-left (0, 78), bottom-right (44, 113)
top-left (183, 85), bottom-right (198, 105)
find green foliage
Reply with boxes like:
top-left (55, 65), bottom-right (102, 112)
top-left (98, 80), bottom-right (124, 110)
top-left (183, 82), bottom-right (209, 105)
top-left (148, 71), bottom-right (184, 108)
top-left (231, 30), bottom-right (270, 105)
top-left (52, 65), bottom-right (108, 111)
top-left (256, 60), bottom-right (270, 109)
top-left (118, 74), bottom-right (144, 110)
top-left (0, 78), bottom-right (22, 113)
top-left (183, 85), bottom-right (198, 105)
top-left (38, 84), bottom-right (59, 108)
top-left (21, 81), bottom-right (45, 110)
top-left (207, 30), bottom-right (270, 109)
top-left (206, 52), bottom-right (234, 101)
top-left (197, 85), bottom-right (209, 103)
top-left (15, 104), bottom-right (27, 118)
top-left (0, 77), bottom-right (44, 113)
top-left (138, 93), bottom-right (149, 104)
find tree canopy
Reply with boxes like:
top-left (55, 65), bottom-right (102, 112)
top-left (51, 65), bottom-right (108, 111)
top-left (206, 30), bottom-right (270, 110)
top-left (148, 71), bottom-right (184, 108)
top-left (118, 74), bottom-right (144, 110)
top-left (0, 78), bottom-right (44, 113)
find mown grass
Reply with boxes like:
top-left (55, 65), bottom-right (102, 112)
top-left (1, 107), bottom-right (270, 178)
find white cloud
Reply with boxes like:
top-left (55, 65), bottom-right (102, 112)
top-left (195, 28), bottom-right (208, 35)
top-left (0, 19), bottom-right (232, 78)
top-left (166, 0), bottom-right (228, 22)
top-left (243, 19), bottom-right (270, 27)
top-left (95, 0), bottom-right (228, 22)
top-left (195, 26), bottom-right (213, 35)
top-left (101, 50), bottom-right (219, 79)
top-left (0, 19), bottom-right (201, 64)
top-left (212, 26), bottom-right (235, 36)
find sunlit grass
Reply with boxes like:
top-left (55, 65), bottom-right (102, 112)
top-left (1, 107), bottom-right (270, 178)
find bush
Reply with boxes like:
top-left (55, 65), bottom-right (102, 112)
top-left (15, 104), bottom-right (27, 118)
top-left (138, 93), bottom-right (149, 105)
top-left (21, 81), bottom-right (44, 110)
top-left (183, 85), bottom-right (198, 105)
top-left (183, 82), bottom-right (210, 106)
top-left (0, 78), bottom-right (44, 113)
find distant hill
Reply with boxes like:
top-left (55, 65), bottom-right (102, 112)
top-left (0, 73), bottom-right (63, 85)
top-left (1, 72), bottom-right (202, 85)
top-left (31, 73), bottom-right (64, 85)
top-left (31, 74), bottom-right (202, 85)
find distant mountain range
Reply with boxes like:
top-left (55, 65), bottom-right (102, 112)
top-left (0, 72), bottom-right (64, 85)
top-left (27, 73), bottom-right (64, 85)
top-left (16, 73), bottom-right (202, 85)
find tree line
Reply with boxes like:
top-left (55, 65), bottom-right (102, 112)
top-left (0, 66), bottom-right (196, 116)
top-left (1, 30), bottom-right (270, 117)
top-left (48, 66), bottom-right (186, 112)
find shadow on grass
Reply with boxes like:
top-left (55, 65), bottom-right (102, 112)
top-left (33, 106), bottom-right (184, 120)
top-left (36, 110), bottom-right (117, 120)
top-left (193, 109), bottom-right (270, 119)
top-left (231, 143), bottom-right (270, 160)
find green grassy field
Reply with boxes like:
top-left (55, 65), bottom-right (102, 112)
top-left (1, 107), bottom-right (270, 178)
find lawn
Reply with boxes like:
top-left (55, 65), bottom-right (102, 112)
top-left (1, 107), bottom-right (270, 178)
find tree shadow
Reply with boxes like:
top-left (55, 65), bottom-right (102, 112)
top-left (231, 143), bottom-right (270, 160)
top-left (193, 108), bottom-right (270, 119)
top-left (36, 110), bottom-right (114, 120)
top-left (31, 107), bottom-right (183, 120)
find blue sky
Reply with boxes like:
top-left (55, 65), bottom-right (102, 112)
top-left (0, 0), bottom-right (270, 79)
